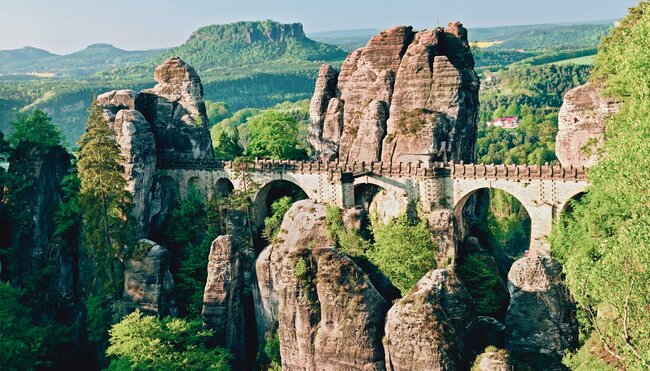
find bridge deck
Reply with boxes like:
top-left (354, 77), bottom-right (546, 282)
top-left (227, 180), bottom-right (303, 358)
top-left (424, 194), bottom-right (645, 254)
top-left (157, 159), bottom-right (588, 181)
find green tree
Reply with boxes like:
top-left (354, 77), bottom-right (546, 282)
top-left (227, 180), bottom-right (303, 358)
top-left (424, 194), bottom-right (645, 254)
top-left (245, 111), bottom-right (300, 159)
top-left (8, 109), bottom-right (64, 147)
top-left (262, 196), bottom-right (293, 242)
top-left (77, 102), bottom-right (133, 292)
top-left (213, 131), bottom-right (243, 161)
top-left (205, 101), bottom-right (230, 125)
top-left (368, 216), bottom-right (438, 294)
top-left (106, 310), bottom-right (231, 370)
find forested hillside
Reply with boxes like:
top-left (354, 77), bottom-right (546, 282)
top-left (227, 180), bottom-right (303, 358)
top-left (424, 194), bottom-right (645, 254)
top-left (0, 20), bottom-right (346, 144)
top-left (552, 3), bottom-right (650, 369)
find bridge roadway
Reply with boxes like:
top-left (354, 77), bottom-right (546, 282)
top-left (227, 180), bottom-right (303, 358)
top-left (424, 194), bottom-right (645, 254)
top-left (156, 159), bottom-right (589, 255)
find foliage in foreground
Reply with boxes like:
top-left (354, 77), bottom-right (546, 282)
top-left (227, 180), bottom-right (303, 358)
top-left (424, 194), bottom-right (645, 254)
top-left (325, 206), bottom-right (437, 294)
top-left (106, 310), bottom-right (231, 370)
top-left (552, 2), bottom-right (650, 368)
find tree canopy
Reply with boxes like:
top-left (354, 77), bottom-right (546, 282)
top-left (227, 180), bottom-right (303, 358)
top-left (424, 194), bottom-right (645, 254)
top-left (8, 109), bottom-right (64, 147)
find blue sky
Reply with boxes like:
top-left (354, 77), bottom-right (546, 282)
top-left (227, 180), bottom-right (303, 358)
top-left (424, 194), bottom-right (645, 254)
top-left (0, 0), bottom-right (640, 54)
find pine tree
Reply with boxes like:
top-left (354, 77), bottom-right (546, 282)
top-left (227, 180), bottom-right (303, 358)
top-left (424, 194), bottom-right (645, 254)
top-left (76, 102), bottom-right (133, 291)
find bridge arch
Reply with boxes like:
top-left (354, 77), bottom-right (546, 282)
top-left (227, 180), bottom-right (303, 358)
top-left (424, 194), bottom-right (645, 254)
top-left (454, 186), bottom-right (532, 255)
top-left (557, 191), bottom-right (588, 219)
top-left (213, 178), bottom-right (234, 198)
top-left (187, 176), bottom-right (204, 198)
top-left (353, 175), bottom-right (410, 223)
top-left (252, 179), bottom-right (308, 229)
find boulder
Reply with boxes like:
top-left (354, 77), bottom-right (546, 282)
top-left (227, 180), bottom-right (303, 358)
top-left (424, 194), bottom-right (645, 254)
top-left (556, 83), bottom-right (618, 168)
top-left (505, 255), bottom-right (578, 369)
top-left (122, 239), bottom-right (176, 317)
top-left (202, 235), bottom-right (245, 367)
top-left (309, 22), bottom-right (479, 164)
top-left (271, 199), bottom-right (389, 370)
top-left (384, 268), bottom-right (476, 370)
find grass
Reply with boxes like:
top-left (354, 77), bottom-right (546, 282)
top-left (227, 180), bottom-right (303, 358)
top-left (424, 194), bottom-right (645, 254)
top-left (548, 54), bottom-right (596, 66)
top-left (470, 41), bottom-right (504, 48)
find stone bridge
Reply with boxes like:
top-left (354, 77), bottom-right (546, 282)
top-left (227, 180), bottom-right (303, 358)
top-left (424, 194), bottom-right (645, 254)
top-left (157, 159), bottom-right (589, 255)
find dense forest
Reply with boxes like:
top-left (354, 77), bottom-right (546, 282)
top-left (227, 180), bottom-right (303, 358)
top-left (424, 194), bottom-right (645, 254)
top-left (552, 3), bottom-right (650, 369)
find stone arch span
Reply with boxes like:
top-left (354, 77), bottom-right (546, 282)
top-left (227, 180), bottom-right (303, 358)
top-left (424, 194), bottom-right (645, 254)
top-left (453, 185), bottom-right (533, 254)
top-left (353, 175), bottom-right (410, 223)
top-left (214, 177), bottom-right (234, 198)
top-left (252, 179), bottom-right (309, 229)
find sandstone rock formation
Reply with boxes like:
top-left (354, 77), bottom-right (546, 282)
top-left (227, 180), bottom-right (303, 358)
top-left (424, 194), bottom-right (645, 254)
top-left (202, 235), bottom-right (245, 367)
top-left (505, 255), bottom-right (578, 369)
top-left (122, 239), bottom-right (176, 316)
top-left (309, 22), bottom-right (479, 164)
top-left (271, 199), bottom-right (390, 370)
top-left (97, 57), bottom-right (214, 236)
top-left (556, 83), bottom-right (618, 168)
top-left (473, 349), bottom-right (512, 371)
top-left (384, 268), bottom-right (475, 370)
top-left (140, 57), bottom-right (214, 163)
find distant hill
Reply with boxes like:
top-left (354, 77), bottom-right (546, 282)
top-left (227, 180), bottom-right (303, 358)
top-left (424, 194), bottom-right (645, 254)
top-left (308, 28), bottom-right (380, 51)
top-left (0, 44), bottom-right (167, 77)
top-left (469, 23), bottom-right (611, 50)
top-left (126, 20), bottom-right (347, 76)
top-left (313, 23), bottom-right (612, 52)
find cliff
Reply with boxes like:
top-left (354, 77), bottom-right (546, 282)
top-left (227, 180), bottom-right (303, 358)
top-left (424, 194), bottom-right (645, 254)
top-left (556, 83), bottom-right (618, 168)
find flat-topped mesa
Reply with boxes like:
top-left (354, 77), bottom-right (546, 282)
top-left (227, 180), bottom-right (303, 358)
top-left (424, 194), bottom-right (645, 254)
top-left (308, 22), bottom-right (480, 164)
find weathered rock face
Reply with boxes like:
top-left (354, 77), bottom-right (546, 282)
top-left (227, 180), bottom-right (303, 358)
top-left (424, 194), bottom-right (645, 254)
top-left (308, 22), bottom-right (479, 164)
top-left (505, 255), bottom-right (578, 369)
top-left (473, 349), bottom-right (511, 371)
top-left (202, 235), bottom-right (245, 368)
top-left (122, 239), bottom-right (176, 317)
top-left (384, 268), bottom-right (475, 371)
top-left (97, 57), bottom-right (214, 236)
top-left (7, 143), bottom-right (71, 286)
top-left (271, 199), bottom-right (390, 370)
top-left (140, 57), bottom-right (213, 163)
top-left (254, 245), bottom-right (278, 344)
top-left (556, 83), bottom-right (618, 168)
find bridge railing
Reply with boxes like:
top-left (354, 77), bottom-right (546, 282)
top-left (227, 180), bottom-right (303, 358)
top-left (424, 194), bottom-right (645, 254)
top-left (450, 162), bottom-right (588, 180)
top-left (157, 158), bottom-right (588, 181)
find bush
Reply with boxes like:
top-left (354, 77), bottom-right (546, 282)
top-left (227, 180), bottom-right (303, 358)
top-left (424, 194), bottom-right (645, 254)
top-left (106, 310), bottom-right (231, 370)
top-left (368, 216), bottom-right (437, 294)
top-left (262, 196), bottom-right (293, 242)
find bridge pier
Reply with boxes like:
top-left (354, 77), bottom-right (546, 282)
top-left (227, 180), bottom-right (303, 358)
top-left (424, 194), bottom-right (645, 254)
top-left (529, 204), bottom-right (554, 255)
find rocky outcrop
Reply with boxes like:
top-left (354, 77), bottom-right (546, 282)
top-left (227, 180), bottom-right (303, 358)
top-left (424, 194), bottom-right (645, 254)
top-left (202, 235), bottom-right (245, 367)
top-left (122, 239), bottom-right (176, 317)
top-left (384, 268), bottom-right (475, 370)
top-left (308, 22), bottom-right (479, 164)
top-left (140, 57), bottom-right (214, 163)
top-left (473, 349), bottom-right (512, 371)
top-left (505, 255), bottom-right (578, 369)
top-left (556, 83), bottom-right (618, 168)
top-left (271, 199), bottom-right (390, 370)
top-left (97, 57), bottom-right (214, 236)
top-left (7, 143), bottom-right (71, 287)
